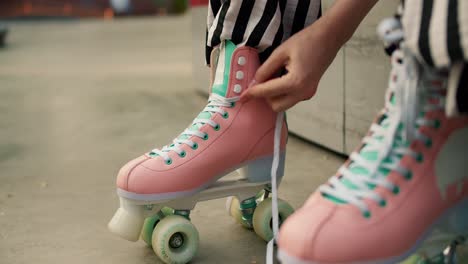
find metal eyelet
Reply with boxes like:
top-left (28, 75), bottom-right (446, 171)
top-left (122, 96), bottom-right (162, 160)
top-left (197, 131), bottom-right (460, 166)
top-left (404, 171), bottom-right (413, 180)
top-left (379, 200), bottom-right (387, 207)
top-left (362, 211), bottom-right (372, 219)
top-left (416, 153), bottom-right (424, 163)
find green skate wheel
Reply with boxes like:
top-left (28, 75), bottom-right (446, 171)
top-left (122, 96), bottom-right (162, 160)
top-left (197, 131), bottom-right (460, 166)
top-left (141, 207), bottom-right (175, 246)
top-left (225, 197), bottom-right (252, 229)
top-left (141, 214), bottom-right (161, 246)
top-left (152, 215), bottom-right (199, 264)
top-left (252, 197), bottom-right (294, 242)
top-left (400, 254), bottom-right (426, 264)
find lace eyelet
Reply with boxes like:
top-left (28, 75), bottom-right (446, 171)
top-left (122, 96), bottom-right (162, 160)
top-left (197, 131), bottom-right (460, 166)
top-left (362, 211), bottom-right (372, 219)
top-left (433, 119), bottom-right (441, 129)
top-left (392, 186), bottom-right (400, 195)
top-left (203, 133), bottom-right (209, 140)
top-left (404, 171), bottom-right (413, 180)
top-left (213, 124), bottom-right (220, 131)
top-left (165, 158), bottom-right (173, 165)
top-left (222, 112), bottom-right (229, 119)
top-left (179, 151), bottom-right (186, 158)
top-left (416, 153), bottom-right (424, 163)
top-left (379, 200), bottom-right (387, 207)
top-left (230, 102), bottom-right (236, 108)
top-left (425, 139), bottom-right (432, 148)
top-left (191, 143), bottom-right (198, 150)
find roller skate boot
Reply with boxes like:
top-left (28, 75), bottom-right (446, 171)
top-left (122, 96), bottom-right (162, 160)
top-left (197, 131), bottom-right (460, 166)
top-left (277, 21), bottom-right (468, 263)
top-left (108, 40), bottom-right (293, 264)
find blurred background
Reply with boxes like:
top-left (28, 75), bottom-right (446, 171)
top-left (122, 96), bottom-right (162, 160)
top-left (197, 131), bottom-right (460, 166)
top-left (0, 0), bottom-right (188, 18)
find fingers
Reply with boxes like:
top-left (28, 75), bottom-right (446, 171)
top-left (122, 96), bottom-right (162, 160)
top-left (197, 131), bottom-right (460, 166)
top-left (254, 48), bottom-right (288, 84)
top-left (267, 94), bottom-right (301, 112)
top-left (244, 76), bottom-right (292, 100)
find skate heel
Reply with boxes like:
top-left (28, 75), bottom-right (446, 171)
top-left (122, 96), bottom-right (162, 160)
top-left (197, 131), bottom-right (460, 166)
top-left (238, 152), bottom-right (286, 183)
top-left (108, 197), bottom-right (145, 242)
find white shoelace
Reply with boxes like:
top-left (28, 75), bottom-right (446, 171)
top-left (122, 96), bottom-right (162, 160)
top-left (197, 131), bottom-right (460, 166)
top-left (150, 94), bottom-right (239, 161)
top-left (314, 16), bottom-right (409, 216)
top-left (319, 110), bottom-right (405, 213)
top-left (267, 112), bottom-right (284, 264)
top-left (319, 55), bottom-right (446, 216)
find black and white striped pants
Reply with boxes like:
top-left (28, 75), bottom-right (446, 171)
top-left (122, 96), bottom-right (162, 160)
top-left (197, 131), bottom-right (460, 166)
top-left (205, 0), bottom-right (321, 64)
top-left (400, 0), bottom-right (468, 115)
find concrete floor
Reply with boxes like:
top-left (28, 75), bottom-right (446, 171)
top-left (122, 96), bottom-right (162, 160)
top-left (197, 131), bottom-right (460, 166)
top-left (0, 15), bottom-right (345, 264)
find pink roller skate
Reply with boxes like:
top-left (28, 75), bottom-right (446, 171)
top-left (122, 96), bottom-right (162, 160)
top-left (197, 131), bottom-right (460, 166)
top-left (277, 19), bottom-right (468, 264)
top-left (108, 41), bottom-right (294, 264)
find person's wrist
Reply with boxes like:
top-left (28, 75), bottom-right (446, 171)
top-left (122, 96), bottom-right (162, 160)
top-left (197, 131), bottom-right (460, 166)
top-left (307, 18), bottom-right (344, 53)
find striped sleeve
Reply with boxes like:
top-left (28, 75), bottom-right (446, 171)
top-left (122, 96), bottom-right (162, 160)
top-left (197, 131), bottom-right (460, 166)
top-left (402, 0), bottom-right (468, 68)
top-left (206, 0), bottom-right (321, 64)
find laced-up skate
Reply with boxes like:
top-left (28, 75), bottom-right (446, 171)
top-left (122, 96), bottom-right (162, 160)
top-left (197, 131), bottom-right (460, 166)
top-left (108, 41), bottom-right (294, 264)
top-left (277, 18), bottom-right (468, 264)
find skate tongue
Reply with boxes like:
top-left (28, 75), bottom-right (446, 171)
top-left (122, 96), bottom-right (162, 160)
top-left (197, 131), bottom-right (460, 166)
top-left (171, 110), bottom-right (215, 144)
top-left (179, 112), bottom-right (212, 140)
top-left (211, 41), bottom-right (236, 98)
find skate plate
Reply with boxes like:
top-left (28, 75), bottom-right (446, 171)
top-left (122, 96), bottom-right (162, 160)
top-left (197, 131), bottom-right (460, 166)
top-left (108, 176), bottom-right (268, 241)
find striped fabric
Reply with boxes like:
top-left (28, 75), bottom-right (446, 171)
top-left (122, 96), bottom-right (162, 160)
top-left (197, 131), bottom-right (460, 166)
top-left (205, 0), bottom-right (321, 64)
top-left (400, 0), bottom-right (468, 116)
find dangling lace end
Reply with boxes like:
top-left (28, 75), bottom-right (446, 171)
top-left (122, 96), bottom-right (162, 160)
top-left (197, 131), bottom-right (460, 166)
top-left (266, 112), bottom-right (284, 264)
top-left (267, 238), bottom-right (276, 264)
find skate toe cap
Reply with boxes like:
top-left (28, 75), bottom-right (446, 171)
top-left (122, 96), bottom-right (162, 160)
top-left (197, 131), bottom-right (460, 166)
top-left (278, 193), bottom-right (337, 262)
top-left (116, 155), bottom-right (149, 190)
top-left (279, 191), bottom-right (407, 263)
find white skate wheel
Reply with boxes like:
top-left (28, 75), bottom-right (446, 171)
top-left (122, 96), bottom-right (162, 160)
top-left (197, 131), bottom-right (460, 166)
top-left (252, 198), bottom-right (294, 242)
top-left (225, 196), bottom-right (252, 229)
top-left (225, 196), bottom-right (235, 215)
top-left (152, 215), bottom-right (199, 264)
top-left (141, 207), bottom-right (175, 246)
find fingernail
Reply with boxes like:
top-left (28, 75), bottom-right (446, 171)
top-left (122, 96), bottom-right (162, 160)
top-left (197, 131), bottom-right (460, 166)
top-left (248, 79), bottom-right (257, 88)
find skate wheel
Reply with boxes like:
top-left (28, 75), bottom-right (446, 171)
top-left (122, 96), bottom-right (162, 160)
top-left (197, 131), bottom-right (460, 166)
top-left (225, 196), bottom-right (252, 229)
top-left (141, 207), bottom-right (175, 246)
top-left (152, 215), bottom-right (199, 264)
top-left (400, 254), bottom-right (425, 264)
top-left (252, 198), bottom-right (294, 242)
top-left (141, 215), bottom-right (161, 246)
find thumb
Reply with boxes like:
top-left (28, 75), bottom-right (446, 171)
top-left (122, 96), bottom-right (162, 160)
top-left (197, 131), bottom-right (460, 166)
top-left (254, 48), bottom-right (288, 84)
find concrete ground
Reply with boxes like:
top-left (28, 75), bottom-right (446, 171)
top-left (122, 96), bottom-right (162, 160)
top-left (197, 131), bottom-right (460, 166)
top-left (0, 15), bottom-right (345, 264)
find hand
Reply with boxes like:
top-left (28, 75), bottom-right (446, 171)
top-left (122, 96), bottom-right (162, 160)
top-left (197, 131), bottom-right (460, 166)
top-left (240, 21), bottom-right (340, 112)
top-left (240, 0), bottom-right (377, 112)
